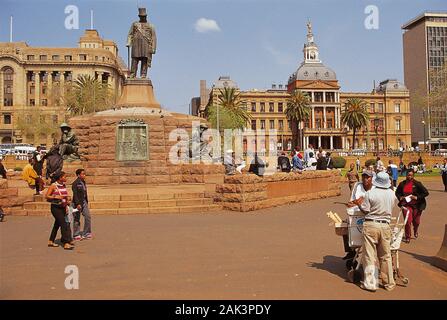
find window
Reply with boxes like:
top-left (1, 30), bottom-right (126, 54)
top-left (4, 114), bottom-right (11, 124)
top-left (251, 102), bottom-right (256, 112)
top-left (52, 55), bottom-right (60, 61)
top-left (370, 103), bottom-right (375, 113)
top-left (39, 55), bottom-right (47, 61)
top-left (269, 120), bottom-right (275, 129)
top-left (41, 99), bottom-right (48, 106)
top-left (314, 92), bottom-right (323, 102)
top-left (378, 103), bottom-right (384, 113)
top-left (394, 103), bottom-right (401, 113)
top-left (79, 54), bottom-right (87, 61)
top-left (29, 86), bottom-right (35, 94)
top-left (30, 99), bottom-right (35, 106)
top-left (251, 120), bottom-right (257, 130)
top-left (395, 119), bottom-right (401, 131)
top-left (279, 120), bottom-right (284, 130)
top-left (2, 67), bottom-right (14, 106)
top-left (260, 102), bottom-right (265, 112)
top-left (42, 87), bottom-right (46, 95)
top-left (27, 55), bottom-right (35, 61)
top-left (325, 92), bottom-right (335, 102)
top-left (95, 56), bottom-right (99, 61)
top-left (278, 103), bottom-right (283, 113)
top-left (260, 120), bottom-right (265, 130)
top-left (269, 103), bottom-right (274, 112)
top-left (64, 55), bottom-right (72, 61)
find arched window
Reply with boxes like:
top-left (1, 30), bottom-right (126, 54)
top-left (2, 67), bottom-right (14, 106)
top-left (379, 139), bottom-right (384, 150)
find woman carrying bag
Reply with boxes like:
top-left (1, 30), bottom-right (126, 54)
top-left (45, 171), bottom-right (74, 250)
top-left (395, 168), bottom-right (429, 243)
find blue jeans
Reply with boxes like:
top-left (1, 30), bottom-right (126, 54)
top-left (73, 200), bottom-right (91, 236)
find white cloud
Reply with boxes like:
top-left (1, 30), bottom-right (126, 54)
top-left (195, 18), bottom-right (221, 33)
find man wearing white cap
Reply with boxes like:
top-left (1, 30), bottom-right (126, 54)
top-left (353, 171), bottom-right (396, 292)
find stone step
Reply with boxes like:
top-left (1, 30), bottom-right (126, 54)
top-left (9, 204), bottom-right (222, 216)
top-left (23, 198), bottom-right (215, 211)
top-left (92, 192), bottom-right (205, 202)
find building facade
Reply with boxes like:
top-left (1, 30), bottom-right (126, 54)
top-left (0, 29), bottom-right (127, 147)
top-left (402, 11), bottom-right (447, 149)
top-left (194, 23), bottom-right (411, 152)
top-left (341, 79), bottom-right (411, 151)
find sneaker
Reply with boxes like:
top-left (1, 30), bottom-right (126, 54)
top-left (81, 233), bottom-right (93, 240)
top-left (73, 235), bottom-right (82, 241)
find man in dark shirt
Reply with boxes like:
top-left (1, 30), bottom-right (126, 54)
top-left (72, 169), bottom-right (92, 241)
top-left (277, 152), bottom-right (291, 173)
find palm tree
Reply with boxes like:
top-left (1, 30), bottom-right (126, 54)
top-left (64, 74), bottom-right (113, 116)
top-left (341, 98), bottom-right (369, 150)
top-left (285, 90), bottom-right (311, 150)
top-left (207, 87), bottom-right (252, 131)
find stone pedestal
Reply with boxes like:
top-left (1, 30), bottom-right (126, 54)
top-left (116, 79), bottom-right (161, 109)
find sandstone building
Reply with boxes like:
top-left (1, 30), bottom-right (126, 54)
top-left (0, 29), bottom-right (127, 146)
top-left (193, 23), bottom-right (411, 151)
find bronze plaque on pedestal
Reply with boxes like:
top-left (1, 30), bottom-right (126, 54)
top-left (116, 119), bottom-right (148, 161)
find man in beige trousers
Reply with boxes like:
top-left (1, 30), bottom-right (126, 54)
top-left (354, 171), bottom-right (396, 292)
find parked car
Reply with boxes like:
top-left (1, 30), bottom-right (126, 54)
top-left (433, 149), bottom-right (447, 157)
top-left (350, 149), bottom-right (366, 156)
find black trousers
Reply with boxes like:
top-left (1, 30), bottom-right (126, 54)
top-left (443, 173), bottom-right (447, 191)
top-left (49, 205), bottom-right (72, 244)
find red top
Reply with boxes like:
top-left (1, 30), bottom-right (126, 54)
top-left (403, 180), bottom-right (417, 205)
top-left (403, 181), bottom-right (413, 195)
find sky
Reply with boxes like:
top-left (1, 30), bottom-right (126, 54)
top-left (0, 0), bottom-right (446, 114)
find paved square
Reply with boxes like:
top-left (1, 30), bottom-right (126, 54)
top-left (1, 180), bottom-right (446, 299)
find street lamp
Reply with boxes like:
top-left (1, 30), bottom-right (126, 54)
top-left (374, 118), bottom-right (380, 156)
top-left (421, 119), bottom-right (426, 152)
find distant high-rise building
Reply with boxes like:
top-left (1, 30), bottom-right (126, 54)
top-left (402, 11), bottom-right (447, 149)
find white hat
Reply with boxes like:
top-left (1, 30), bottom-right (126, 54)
top-left (373, 171), bottom-right (391, 188)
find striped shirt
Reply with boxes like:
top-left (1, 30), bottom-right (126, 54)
top-left (51, 182), bottom-right (69, 207)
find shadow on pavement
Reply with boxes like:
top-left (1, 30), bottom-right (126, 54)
top-left (400, 249), bottom-right (436, 266)
top-left (307, 255), bottom-right (349, 281)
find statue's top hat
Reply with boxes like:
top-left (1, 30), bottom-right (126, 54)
top-left (138, 7), bottom-right (147, 17)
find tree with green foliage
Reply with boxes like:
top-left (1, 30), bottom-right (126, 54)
top-left (341, 98), bottom-right (369, 149)
top-left (285, 90), bottom-right (311, 150)
top-left (207, 87), bottom-right (251, 131)
top-left (15, 108), bottom-right (60, 145)
top-left (64, 74), bottom-right (114, 116)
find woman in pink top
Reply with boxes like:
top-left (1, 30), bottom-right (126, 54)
top-left (45, 171), bottom-right (74, 250)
